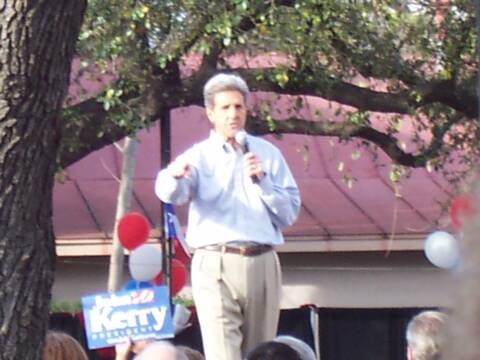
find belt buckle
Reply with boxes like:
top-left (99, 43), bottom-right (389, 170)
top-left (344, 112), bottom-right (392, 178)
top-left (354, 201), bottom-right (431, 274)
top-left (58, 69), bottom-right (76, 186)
top-left (240, 247), bottom-right (248, 256)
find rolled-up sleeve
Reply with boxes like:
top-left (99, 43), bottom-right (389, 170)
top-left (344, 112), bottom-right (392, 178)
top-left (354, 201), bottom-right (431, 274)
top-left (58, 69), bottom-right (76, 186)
top-left (154, 169), bottom-right (192, 205)
top-left (255, 151), bottom-right (301, 228)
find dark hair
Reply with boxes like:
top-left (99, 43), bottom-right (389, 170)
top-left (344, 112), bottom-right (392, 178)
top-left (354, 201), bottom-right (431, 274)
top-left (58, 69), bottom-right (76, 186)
top-left (246, 341), bottom-right (302, 360)
top-left (274, 336), bottom-right (316, 360)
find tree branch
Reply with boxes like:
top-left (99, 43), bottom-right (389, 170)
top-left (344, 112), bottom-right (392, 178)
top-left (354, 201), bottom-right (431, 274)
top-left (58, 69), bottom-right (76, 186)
top-left (238, 68), bottom-right (478, 118)
top-left (59, 60), bottom-right (473, 169)
top-left (57, 74), bottom-right (204, 168)
top-left (246, 114), bottom-right (459, 168)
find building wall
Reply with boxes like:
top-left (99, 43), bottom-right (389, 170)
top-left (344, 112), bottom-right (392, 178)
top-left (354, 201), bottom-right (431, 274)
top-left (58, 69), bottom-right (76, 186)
top-left (52, 251), bottom-right (455, 309)
top-left (279, 251), bottom-right (454, 308)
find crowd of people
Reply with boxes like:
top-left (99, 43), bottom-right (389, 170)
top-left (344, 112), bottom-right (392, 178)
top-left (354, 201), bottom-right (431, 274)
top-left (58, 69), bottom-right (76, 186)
top-left (42, 330), bottom-right (316, 360)
top-left (121, 336), bottom-right (316, 360)
top-left (44, 308), bottom-right (449, 359)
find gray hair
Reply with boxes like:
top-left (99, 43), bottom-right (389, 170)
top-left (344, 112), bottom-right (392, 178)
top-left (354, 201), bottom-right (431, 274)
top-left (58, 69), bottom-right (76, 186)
top-left (203, 73), bottom-right (249, 109)
top-left (274, 336), bottom-right (316, 360)
top-left (406, 311), bottom-right (448, 360)
top-left (134, 341), bottom-right (188, 360)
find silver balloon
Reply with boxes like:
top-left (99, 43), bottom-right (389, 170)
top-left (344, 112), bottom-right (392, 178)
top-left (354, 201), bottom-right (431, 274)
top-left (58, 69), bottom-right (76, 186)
top-left (128, 244), bottom-right (163, 281)
top-left (424, 231), bottom-right (459, 269)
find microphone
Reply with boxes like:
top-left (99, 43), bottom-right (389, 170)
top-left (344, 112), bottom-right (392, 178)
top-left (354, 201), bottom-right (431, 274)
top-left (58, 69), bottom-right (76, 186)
top-left (234, 130), bottom-right (249, 154)
top-left (235, 130), bottom-right (261, 182)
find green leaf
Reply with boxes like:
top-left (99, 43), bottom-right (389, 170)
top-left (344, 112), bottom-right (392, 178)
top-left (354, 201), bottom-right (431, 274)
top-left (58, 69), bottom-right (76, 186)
top-left (351, 150), bottom-right (361, 160)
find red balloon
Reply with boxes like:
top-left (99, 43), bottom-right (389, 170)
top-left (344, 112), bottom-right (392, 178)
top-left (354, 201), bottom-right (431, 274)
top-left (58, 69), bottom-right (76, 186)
top-left (153, 258), bottom-right (188, 296)
top-left (450, 195), bottom-right (476, 230)
top-left (117, 212), bottom-right (150, 250)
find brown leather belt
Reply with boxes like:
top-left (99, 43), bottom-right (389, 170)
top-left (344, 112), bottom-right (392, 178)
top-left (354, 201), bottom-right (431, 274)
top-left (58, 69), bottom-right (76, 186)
top-left (202, 243), bottom-right (273, 257)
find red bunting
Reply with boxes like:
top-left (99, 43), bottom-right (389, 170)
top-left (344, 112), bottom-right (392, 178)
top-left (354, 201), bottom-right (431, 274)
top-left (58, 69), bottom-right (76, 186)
top-left (450, 195), bottom-right (476, 230)
top-left (174, 239), bottom-right (191, 264)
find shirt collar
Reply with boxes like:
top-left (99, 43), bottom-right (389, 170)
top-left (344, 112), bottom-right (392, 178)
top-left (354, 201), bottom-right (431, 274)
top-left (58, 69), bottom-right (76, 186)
top-left (207, 130), bottom-right (236, 153)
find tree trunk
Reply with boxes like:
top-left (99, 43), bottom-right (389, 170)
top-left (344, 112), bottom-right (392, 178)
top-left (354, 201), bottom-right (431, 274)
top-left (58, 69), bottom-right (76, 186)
top-left (108, 136), bottom-right (138, 292)
top-left (0, 1), bottom-right (85, 359)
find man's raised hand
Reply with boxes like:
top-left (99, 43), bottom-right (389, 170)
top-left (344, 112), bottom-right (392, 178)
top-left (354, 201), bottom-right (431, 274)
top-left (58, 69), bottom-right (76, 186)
top-left (167, 158), bottom-right (190, 179)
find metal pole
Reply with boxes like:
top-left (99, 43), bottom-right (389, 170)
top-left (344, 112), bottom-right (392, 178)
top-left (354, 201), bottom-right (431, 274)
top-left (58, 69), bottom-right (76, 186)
top-left (160, 109), bottom-right (172, 298)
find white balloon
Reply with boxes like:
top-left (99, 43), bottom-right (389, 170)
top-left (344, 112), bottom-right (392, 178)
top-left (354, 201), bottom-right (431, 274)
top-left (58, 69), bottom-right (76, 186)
top-left (129, 244), bottom-right (163, 281)
top-left (424, 231), bottom-right (459, 269)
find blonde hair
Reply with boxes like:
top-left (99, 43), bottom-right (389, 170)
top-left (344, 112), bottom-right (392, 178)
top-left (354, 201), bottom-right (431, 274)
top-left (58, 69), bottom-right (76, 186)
top-left (42, 331), bottom-right (88, 360)
top-left (406, 311), bottom-right (448, 360)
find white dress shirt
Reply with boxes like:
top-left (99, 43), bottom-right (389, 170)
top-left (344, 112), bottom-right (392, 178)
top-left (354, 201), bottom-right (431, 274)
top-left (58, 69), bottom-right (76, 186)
top-left (155, 130), bottom-right (300, 248)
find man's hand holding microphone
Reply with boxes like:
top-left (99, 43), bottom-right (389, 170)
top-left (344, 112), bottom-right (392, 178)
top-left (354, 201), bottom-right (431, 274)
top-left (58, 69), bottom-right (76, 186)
top-left (235, 130), bottom-right (265, 183)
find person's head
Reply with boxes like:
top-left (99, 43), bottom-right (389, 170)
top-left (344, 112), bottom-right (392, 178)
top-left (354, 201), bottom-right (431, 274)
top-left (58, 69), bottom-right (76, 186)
top-left (203, 73), bottom-right (249, 142)
top-left (176, 345), bottom-right (204, 360)
top-left (245, 340), bottom-right (302, 360)
top-left (406, 310), bottom-right (448, 360)
top-left (274, 335), bottom-right (316, 360)
top-left (42, 330), bottom-right (88, 360)
top-left (131, 338), bottom-right (155, 354)
top-left (134, 341), bottom-right (188, 360)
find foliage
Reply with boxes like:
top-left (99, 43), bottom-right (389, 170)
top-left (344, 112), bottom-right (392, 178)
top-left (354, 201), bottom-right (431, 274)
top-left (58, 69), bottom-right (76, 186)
top-left (61, 0), bottom-right (478, 185)
top-left (50, 298), bottom-right (83, 313)
top-left (172, 294), bottom-right (195, 307)
top-left (48, 294), bottom-right (193, 312)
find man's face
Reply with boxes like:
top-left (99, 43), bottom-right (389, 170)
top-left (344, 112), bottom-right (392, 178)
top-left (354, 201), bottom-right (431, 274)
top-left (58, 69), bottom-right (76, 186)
top-left (206, 90), bottom-right (247, 142)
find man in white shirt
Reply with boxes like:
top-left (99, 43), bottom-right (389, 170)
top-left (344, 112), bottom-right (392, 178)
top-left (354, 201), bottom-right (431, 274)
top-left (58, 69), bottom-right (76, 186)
top-left (155, 73), bottom-right (300, 360)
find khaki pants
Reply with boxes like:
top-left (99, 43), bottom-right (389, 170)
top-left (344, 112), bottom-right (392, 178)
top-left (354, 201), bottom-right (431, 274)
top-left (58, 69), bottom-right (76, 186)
top-left (191, 248), bottom-right (281, 360)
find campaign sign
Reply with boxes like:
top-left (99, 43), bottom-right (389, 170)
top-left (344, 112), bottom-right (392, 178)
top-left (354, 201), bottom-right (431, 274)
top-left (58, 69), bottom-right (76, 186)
top-left (81, 286), bottom-right (174, 349)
